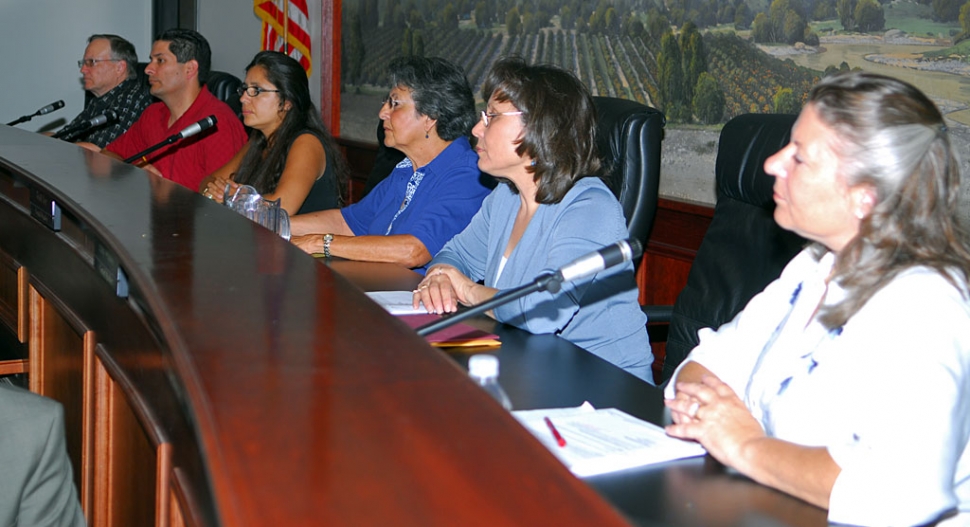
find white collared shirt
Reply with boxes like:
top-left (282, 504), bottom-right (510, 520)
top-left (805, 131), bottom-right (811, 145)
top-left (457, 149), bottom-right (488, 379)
top-left (667, 249), bottom-right (970, 526)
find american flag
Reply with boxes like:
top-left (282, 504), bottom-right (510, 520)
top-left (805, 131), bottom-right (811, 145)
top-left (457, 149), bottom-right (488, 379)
top-left (254, 0), bottom-right (312, 75)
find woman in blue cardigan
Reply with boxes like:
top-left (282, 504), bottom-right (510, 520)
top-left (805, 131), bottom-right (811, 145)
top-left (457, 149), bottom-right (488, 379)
top-left (413, 57), bottom-right (653, 383)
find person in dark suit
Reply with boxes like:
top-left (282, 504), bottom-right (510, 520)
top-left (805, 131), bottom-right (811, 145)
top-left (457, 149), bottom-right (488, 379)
top-left (0, 383), bottom-right (85, 527)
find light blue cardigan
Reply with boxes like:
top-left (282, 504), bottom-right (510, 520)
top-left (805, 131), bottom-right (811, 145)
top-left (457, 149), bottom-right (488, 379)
top-left (431, 177), bottom-right (654, 383)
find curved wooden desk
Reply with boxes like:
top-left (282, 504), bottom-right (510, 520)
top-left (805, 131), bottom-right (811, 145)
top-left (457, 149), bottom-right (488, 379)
top-left (0, 126), bottom-right (631, 527)
top-left (327, 261), bottom-right (828, 527)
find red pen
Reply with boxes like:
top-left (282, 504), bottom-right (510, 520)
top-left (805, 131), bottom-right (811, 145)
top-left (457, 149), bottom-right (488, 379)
top-left (544, 416), bottom-right (567, 447)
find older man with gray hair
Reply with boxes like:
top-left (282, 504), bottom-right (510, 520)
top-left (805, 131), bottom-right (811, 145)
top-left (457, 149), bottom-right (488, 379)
top-left (58, 34), bottom-right (152, 147)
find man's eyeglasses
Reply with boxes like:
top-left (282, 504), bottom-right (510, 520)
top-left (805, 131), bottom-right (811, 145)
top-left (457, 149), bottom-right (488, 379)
top-left (237, 85), bottom-right (280, 97)
top-left (481, 110), bottom-right (524, 128)
top-left (78, 58), bottom-right (120, 68)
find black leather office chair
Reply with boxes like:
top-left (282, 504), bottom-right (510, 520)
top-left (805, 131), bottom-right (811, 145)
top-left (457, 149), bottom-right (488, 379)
top-left (205, 70), bottom-right (244, 120)
top-left (592, 97), bottom-right (665, 250)
top-left (654, 113), bottom-right (806, 383)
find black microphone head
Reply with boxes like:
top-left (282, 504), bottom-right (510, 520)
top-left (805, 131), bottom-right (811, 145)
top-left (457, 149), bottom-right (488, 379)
top-left (37, 100), bottom-right (65, 116)
top-left (104, 109), bottom-right (118, 123)
top-left (203, 115), bottom-right (217, 128)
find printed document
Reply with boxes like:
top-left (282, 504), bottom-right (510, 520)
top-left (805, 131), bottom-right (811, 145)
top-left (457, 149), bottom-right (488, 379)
top-left (513, 405), bottom-right (706, 477)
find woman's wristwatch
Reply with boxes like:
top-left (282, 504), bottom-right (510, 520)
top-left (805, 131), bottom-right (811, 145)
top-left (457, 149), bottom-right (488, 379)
top-left (323, 233), bottom-right (334, 258)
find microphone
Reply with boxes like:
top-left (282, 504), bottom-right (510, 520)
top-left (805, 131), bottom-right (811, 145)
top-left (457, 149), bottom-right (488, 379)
top-left (556, 238), bottom-right (641, 286)
top-left (6, 100), bottom-right (66, 126)
top-left (416, 238), bottom-right (643, 337)
top-left (175, 115), bottom-right (217, 140)
top-left (52, 110), bottom-right (118, 140)
top-left (36, 100), bottom-right (66, 116)
top-left (123, 115), bottom-right (218, 164)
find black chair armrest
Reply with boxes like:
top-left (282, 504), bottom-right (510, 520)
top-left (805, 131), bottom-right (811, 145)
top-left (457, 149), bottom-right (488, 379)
top-left (641, 304), bottom-right (672, 324)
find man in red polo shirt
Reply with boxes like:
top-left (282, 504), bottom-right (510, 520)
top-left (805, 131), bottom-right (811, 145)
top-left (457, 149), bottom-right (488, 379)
top-left (85, 29), bottom-right (246, 191)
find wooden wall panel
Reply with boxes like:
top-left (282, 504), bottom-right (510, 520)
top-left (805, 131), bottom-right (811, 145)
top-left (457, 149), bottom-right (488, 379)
top-left (0, 251), bottom-right (28, 367)
top-left (0, 252), bottom-right (21, 339)
top-left (28, 285), bottom-right (86, 496)
top-left (93, 354), bottom-right (159, 527)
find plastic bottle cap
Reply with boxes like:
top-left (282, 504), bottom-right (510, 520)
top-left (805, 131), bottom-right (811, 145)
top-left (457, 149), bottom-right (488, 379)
top-left (468, 354), bottom-right (499, 378)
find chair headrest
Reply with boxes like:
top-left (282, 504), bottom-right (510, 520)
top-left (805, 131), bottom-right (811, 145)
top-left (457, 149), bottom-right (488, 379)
top-left (205, 71), bottom-right (243, 119)
top-left (593, 97), bottom-right (665, 196)
top-left (715, 113), bottom-right (797, 209)
top-left (591, 96), bottom-right (665, 245)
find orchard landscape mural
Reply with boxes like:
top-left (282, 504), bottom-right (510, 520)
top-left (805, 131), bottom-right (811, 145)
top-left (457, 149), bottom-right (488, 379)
top-left (338, 0), bottom-right (970, 207)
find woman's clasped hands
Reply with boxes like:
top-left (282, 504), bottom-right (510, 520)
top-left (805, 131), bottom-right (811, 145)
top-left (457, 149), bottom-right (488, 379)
top-left (202, 174), bottom-right (238, 204)
top-left (412, 265), bottom-right (480, 315)
top-left (665, 374), bottom-right (768, 471)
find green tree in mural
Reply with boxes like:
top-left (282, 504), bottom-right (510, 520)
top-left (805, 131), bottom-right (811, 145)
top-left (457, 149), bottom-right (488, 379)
top-left (475, 2), bottom-right (487, 28)
top-left (693, 72), bottom-right (725, 124)
top-left (961, 0), bottom-right (970, 33)
top-left (680, 22), bottom-right (707, 106)
top-left (646, 8), bottom-right (670, 42)
top-left (782, 9), bottom-right (807, 43)
top-left (560, 5), bottom-right (576, 29)
top-left (734, 1), bottom-right (753, 28)
top-left (523, 12), bottom-right (538, 33)
top-left (933, 0), bottom-right (963, 21)
top-left (605, 7), bottom-right (620, 33)
top-left (814, 0), bottom-right (837, 19)
top-left (439, 3), bottom-right (459, 30)
top-left (837, 0), bottom-right (856, 30)
top-left (752, 12), bottom-right (771, 42)
top-left (773, 87), bottom-right (800, 114)
top-left (854, 0), bottom-right (885, 31)
top-left (507, 7), bottom-right (522, 36)
top-left (658, 31), bottom-right (689, 121)
top-left (625, 14), bottom-right (645, 37)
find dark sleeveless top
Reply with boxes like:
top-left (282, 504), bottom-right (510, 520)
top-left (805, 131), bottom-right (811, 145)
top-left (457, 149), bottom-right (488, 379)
top-left (295, 157), bottom-right (338, 215)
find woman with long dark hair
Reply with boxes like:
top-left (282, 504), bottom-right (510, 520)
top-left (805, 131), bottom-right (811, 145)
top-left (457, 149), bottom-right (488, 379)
top-left (200, 51), bottom-right (347, 215)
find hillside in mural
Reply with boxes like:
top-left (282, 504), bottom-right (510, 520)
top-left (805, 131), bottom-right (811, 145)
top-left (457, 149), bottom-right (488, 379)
top-left (342, 0), bottom-right (966, 127)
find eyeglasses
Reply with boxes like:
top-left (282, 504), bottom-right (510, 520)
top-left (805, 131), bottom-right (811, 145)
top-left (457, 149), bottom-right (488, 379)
top-left (481, 110), bottom-right (524, 128)
top-left (78, 58), bottom-right (120, 68)
top-left (237, 85), bottom-right (280, 97)
top-left (382, 96), bottom-right (408, 110)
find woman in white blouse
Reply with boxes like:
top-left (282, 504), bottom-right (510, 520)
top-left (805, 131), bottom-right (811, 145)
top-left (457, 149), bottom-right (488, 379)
top-left (665, 72), bottom-right (970, 526)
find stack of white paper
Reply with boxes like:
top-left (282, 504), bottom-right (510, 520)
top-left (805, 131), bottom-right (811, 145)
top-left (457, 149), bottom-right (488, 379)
top-left (513, 405), bottom-right (706, 477)
top-left (366, 291), bottom-right (429, 315)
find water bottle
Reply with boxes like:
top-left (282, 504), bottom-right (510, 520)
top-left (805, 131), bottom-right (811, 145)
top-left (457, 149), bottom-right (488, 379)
top-left (468, 354), bottom-right (512, 410)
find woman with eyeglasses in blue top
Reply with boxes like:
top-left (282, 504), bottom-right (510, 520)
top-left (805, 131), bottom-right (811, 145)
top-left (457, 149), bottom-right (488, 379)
top-left (413, 57), bottom-right (653, 383)
top-left (200, 51), bottom-right (347, 215)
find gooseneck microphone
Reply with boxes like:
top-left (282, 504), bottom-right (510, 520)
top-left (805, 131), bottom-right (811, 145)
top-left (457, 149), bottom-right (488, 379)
top-left (53, 110), bottom-right (118, 141)
top-left (415, 238), bottom-right (643, 337)
top-left (6, 100), bottom-right (65, 126)
top-left (123, 115), bottom-right (218, 164)
top-left (556, 238), bottom-right (640, 285)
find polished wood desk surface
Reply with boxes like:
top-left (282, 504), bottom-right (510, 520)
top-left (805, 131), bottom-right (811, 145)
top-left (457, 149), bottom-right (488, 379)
top-left (0, 125), bottom-right (826, 527)
top-left (326, 259), bottom-right (828, 527)
top-left (0, 127), bottom-right (631, 527)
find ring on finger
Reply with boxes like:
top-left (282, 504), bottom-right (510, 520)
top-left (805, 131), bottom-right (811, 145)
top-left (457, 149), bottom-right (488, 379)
top-left (688, 401), bottom-right (700, 419)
